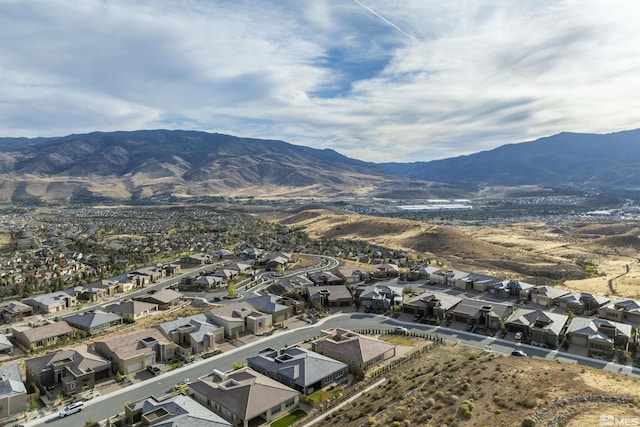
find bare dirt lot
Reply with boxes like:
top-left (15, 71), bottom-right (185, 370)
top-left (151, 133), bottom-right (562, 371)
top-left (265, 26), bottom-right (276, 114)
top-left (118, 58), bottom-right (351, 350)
top-left (314, 342), bottom-right (640, 427)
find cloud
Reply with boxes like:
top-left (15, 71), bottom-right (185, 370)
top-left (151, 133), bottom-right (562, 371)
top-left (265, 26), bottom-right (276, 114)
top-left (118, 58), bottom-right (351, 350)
top-left (1, 0), bottom-right (639, 162)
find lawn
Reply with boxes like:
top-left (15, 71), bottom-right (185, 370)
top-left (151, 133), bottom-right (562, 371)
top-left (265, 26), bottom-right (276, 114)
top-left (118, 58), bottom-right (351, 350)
top-left (307, 387), bottom-right (343, 404)
top-left (271, 409), bottom-right (307, 427)
top-left (379, 334), bottom-right (414, 346)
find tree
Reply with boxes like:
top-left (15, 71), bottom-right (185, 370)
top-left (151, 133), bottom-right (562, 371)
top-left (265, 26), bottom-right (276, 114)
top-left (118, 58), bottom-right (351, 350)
top-left (228, 282), bottom-right (237, 297)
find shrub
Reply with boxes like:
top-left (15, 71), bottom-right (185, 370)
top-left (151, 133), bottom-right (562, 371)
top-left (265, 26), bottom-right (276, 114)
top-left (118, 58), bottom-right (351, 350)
top-left (522, 419), bottom-right (536, 427)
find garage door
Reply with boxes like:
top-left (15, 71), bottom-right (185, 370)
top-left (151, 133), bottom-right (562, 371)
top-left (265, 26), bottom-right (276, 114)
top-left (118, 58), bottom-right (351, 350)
top-left (570, 334), bottom-right (587, 346)
top-left (128, 361), bottom-right (143, 373)
top-left (404, 306), bottom-right (416, 314)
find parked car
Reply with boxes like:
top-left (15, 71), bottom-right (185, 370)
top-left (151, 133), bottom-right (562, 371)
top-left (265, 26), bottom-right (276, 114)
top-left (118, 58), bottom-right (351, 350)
top-left (466, 324), bottom-right (474, 331)
top-left (511, 349), bottom-right (527, 357)
top-left (413, 313), bottom-right (423, 322)
top-left (175, 377), bottom-right (191, 389)
top-left (59, 401), bottom-right (84, 417)
top-left (394, 326), bottom-right (408, 334)
top-left (514, 331), bottom-right (523, 340)
top-left (147, 364), bottom-right (161, 376)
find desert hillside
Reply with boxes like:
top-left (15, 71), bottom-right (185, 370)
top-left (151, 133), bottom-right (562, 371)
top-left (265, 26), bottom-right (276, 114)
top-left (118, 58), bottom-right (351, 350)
top-left (277, 205), bottom-right (640, 298)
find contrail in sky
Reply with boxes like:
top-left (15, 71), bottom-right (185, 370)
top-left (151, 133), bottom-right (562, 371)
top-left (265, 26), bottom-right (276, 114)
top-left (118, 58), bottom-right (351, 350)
top-left (352, 0), bottom-right (419, 43)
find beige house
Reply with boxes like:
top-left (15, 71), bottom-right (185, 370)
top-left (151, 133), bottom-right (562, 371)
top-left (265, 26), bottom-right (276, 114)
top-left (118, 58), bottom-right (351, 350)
top-left (207, 302), bottom-right (272, 338)
top-left (598, 299), bottom-right (640, 324)
top-left (103, 300), bottom-right (158, 322)
top-left (529, 286), bottom-right (571, 308)
top-left (189, 367), bottom-right (299, 427)
top-left (312, 328), bottom-right (396, 376)
top-left (12, 321), bottom-right (74, 351)
top-left (94, 328), bottom-right (176, 375)
top-left (0, 364), bottom-right (27, 418)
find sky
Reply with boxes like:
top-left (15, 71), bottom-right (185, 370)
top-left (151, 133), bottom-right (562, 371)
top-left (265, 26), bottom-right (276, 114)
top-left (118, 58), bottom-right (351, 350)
top-left (1, 0), bottom-right (639, 163)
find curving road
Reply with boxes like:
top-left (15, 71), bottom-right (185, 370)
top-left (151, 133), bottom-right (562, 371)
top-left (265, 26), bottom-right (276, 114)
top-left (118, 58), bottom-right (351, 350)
top-left (26, 311), bottom-right (640, 426)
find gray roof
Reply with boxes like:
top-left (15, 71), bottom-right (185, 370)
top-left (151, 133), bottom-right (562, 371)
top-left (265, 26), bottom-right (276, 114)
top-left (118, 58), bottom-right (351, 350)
top-left (248, 295), bottom-right (289, 314)
top-left (128, 394), bottom-right (230, 427)
top-left (104, 300), bottom-right (157, 315)
top-left (0, 363), bottom-right (26, 398)
top-left (158, 313), bottom-right (223, 343)
top-left (247, 346), bottom-right (347, 389)
top-left (63, 310), bottom-right (122, 330)
top-left (189, 368), bottom-right (298, 422)
top-left (0, 333), bottom-right (13, 351)
top-left (25, 288), bottom-right (75, 307)
top-left (567, 316), bottom-right (632, 339)
top-left (506, 308), bottom-right (568, 336)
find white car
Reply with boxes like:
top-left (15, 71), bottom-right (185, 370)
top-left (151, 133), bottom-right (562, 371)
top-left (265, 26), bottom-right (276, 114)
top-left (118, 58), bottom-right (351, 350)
top-left (394, 326), bottom-right (408, 334)
top-left (514, 331), bottom-right (523, 340)
top-left (175, 378), bottom-right (191, 389)
top-left (59, 401), bottom-right (84, 417)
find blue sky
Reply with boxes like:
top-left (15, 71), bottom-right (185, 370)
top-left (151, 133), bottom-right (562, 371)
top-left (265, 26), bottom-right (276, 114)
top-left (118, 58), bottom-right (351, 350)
top-left (1, 0), bottom-right (639, 162)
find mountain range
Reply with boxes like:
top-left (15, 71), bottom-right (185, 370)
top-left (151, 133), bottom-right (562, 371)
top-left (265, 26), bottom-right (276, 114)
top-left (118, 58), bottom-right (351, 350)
top-left (0, 128), bottom-right (638, 204)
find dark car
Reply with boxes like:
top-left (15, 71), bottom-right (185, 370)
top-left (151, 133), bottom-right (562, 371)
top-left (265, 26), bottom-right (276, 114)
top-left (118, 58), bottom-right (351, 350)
top-left (466, 324), bottom-right (474, 331)
top-left (413, 313), bottom-right (423, 322)
top-left (511, 349), bottom-right (527, 357)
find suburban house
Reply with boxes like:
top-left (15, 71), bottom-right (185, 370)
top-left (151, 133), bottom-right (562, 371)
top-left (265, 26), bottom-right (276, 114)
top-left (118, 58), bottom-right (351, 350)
top-left (24, 289), bottom-right (77, 314)
top-left (260, 253), bottom-right (291, 271)
top-left (248, 295), bottom-right (303, 323)
top-left (0, 364), bottom-right (27, 418)
top-left (179, 253), bottom-right (211, 267)
top-left (598, 299), bottom-right (640, 324)
top-left (74, 279), bottom-right (119, 302)
top-left (312, 328), bottom-right (396, 376)
top-left (12, 321), bottom-right (74, 351)
top-left (428, 269), bottom-right (455, 285)
top-left (247, 346), bottom-right (348, 395)
top-left (336, 267), bottom-right (366, 284)
top-left (407, 266), bottom-right (441, 282)
top-left (127, 266), bottom-right (165, 286)
top-left (211, 249), bottom-right (235, 259)
top-left (371, 263), bottom-right (400, 278)
top-left (566, 316), bottom-right (632, 355)
top-left (0, 300), bottom-right (33, 324)
top-left (307, 271), bottom-right (344, 287)
top-left (189, 367), bottom-right (299, 427)
top-left (402, 291), bottom-right (462, 321)
top-left (491, 280), bottom-right (536, 300)
top-left (133, 289), bottom-right (184, 310)
top-left (506, 308), bottom-right (569, 348)
top-left (24, 345), bottom-right (110, 396)
top-left (207, 302), bottom-right (272, 338)
top-left (450, 272), bottom-right (502, 292)
top-left (189, 275), bottom-right (224, 290)
top-left (528, 286), bottom-right (571, 307)
top-left (125, 394), bottom-right (231, 427)
top-left (157, 313), bottom-right (224, 355)
top-left (451, 299), bottom-right (513, 330)
top-left (558, 292), bottom-right (611, 316)
top-left (224, 262), bottom-right (253, 274)
top-left (277, 274), bottom-right (314, 293)
top-left (357, 285), bottom-right (403, 312)
top-left (0, 334), bottom-right (13, 355)
top-left (103, 300), bottom-right (158, 322)
top-left (94, 328), bottom-right (176, 375)
top-left (63, 310), bottom-right (123, 336)
top-left (307, 285), bottom-right (353, 308)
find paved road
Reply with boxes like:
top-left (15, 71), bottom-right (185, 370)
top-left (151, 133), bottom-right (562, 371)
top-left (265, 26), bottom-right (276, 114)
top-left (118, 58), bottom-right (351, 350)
top-left (27, 311), bottom-right (640, 426)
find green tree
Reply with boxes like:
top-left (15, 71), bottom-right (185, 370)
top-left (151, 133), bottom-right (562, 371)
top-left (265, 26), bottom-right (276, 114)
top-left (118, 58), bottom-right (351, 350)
top-left (227, 282), bottom-right (237, 297)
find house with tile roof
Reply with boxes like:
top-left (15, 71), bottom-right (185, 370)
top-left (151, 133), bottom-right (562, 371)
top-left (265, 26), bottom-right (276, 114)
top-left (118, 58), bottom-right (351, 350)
top-left (402, 291), bottom-right (462, 320)
top-left (0, 363), bottom-right (27, 417)
top-left (506, 308), bottom-right (569, 348)
top-left (451, 298), bottom-right (513, 330)
top-left (23, 289), bottom-right (77, 314)
top-left (529, 286), bottom-right (571, 308)
top-left (94, 328), bottom-right (176, 375)
top-left (598, 299), bottom-right (640, 324)
top-left (311, 328), bottom-right (396, 376)
top-left (0, 300), bottom-right (33, 324)
top-left (12, 320), bottom-right (74, 351)
top-left (207, 302), bottom-right (272, 338)
top-left (566, 316), bottom-right (632, 355)
top-left (157, 313), bottom-right (224, 355)
top-left (307, 285), bottom-right (353, 308)
top-left (189, 367), bottom-right (299, 427)
top-left (558, 292), bottom-right (611, 316)
top-left (125, 394), bottom-right (231, 427)
top-left (134, 289), bottom-right (184, 310)
top-left (24, 345), bottom-right (110, 396)
top-left (103, 300), bottom-right (158, 322)
top-left (63, 310), bottom-right (123, 335)
top-left (247, 346), bottom-right (348, 395)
